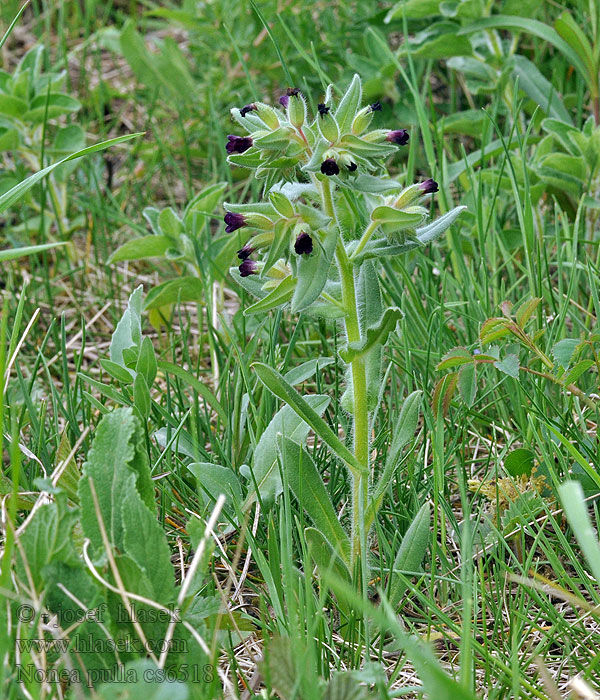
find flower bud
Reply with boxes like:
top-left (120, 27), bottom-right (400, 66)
top-left (226, 134), bottom-right (253, 154)
top-left (294, 232), bottom-right (313, 255)
top-left (255, 102), bottom-right (281, 130)
top-left (317, 107), bottom-right (340, 142)
top-left (287, 90), bottom-right (307, 129)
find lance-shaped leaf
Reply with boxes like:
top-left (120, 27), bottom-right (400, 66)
top-left (278, 436), bottom-right (351, 564)
top-left (144, 276), bottom-right (204, 310)
top-left (108, 235), bottom-right (172, 264)
top-left (335, 73), bottom-right (362, 135)
top-left (339, 307), bottom-right (403, 363)
top-left (389, 502), bottom-right (431, 607)
top-left (305, 527), bottom-right (352, 614)
top-left (366, 390), bottom-right (422, 530)
top-left (252, 363), bottom-right (365, 474)
top-left (244, 395), bottom-right (330, 506)
top-left (244, 275), bottom-right (296, 315)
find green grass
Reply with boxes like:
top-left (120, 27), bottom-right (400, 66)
top-left (1, 1), bottom-right (600, 698)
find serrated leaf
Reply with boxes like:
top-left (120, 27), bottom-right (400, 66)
top-left (561, 359), bottom-right (594, 386)
top-left (339, 307), bottom-right (403, 363)
top-left (480, 317), bottom-right (510, 344)
top-left (437, 347), bottom-right (473, 370)
top-left (552, 338), bottom-right (580, 369)
top-left (324, 672), bottom-right (369, 700)
top-left (278, 436), bottom-right (351, 563)
top-left (515, 297), bottom-right (541, 328)
top-left (494, 354), bottom-right (520, 378)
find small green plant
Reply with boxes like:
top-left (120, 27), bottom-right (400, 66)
top-left (212, 75), bottom-right (466, 585)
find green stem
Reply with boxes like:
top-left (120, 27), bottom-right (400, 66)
top-left (350, 220), bottom-right (379, 262)
top-left (321, 177), bottom-right (370, 566)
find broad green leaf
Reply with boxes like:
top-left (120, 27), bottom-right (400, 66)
top-left (100, 358), bottom-right (135, 384)
top-left (244, 394), bottom-right (330, 505)
top-left (554, 12), bottom-right (596, 88)
top-left (184, 181), bottom-right (227, 221)
top-left (79, 408), bottom-right (155, 556)
top-left (136, 336), bottom-right (157, 387)
top-left (0, 133), bottom-right (141, 214)
top-left (371, 206), bottom-right (424, 227)
top-left (122, 487), bottom-right (176, 604)
top-left (96, 660), bottom-right (189, 699)
top-left (54, 430), bottom-right (80, 502)
top-left (252, 363), bottom-right (365, 474)
top-left (411, 32), bottom-right (473, 59)
top-left (278, 436), bottom-right (351, 563)
top-left (324, 673), bottom-right (369, 700)
top-left (24, 93), bottom-right (81, 122)
top-left (504, 448), bottom-right (535, 477)
top-left (188, 462), bottom-right (242, 510)
top-left (144, 276), bottom-right (204, 310)
top-left (389, 502), bottom-right (431, 607)
top-left (133, 372), bottom-right (151, 419)
top-left (339, 307), bottom-right (403, 363)
top-left (108, 235), bottom-right (172, 264)
top-left (110, 284), bottom-right (143, 371)
top-left (304, 527), bottom-right (351, 597)
top-left (510, 55), bottom-right (573, 125)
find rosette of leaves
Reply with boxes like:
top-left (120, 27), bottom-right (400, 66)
top-left (219, 74), bottom-right (466, 590)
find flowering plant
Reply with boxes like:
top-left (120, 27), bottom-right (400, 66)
top-left (223, 74), bottom-right (466, 583)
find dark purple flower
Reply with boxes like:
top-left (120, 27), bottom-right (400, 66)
top-left (386, 129), bottom-right (409, 146)
top-left (237, 244), bottom-right (255, 260)
top-left (226, 134), bottom-right (253, 154)
top-left (347, 162), bottom-right (358, 172)
top-left (419, 178), bottom-right (438, 194)
top-left (318, 103), bottom-right (330, 116)
top-left (294, 232), bottom-right (313, 255)
top-left (370, 102), bottom-right (382, 112)
top-left (240, 103), bottom-right (257, 117)
top-left (279, 87), bottom-right (300, 108)
top-left (224, 212), bottom-right (247, 233)
top-left (320, 158), bottom-right (339, 176)
top-left (239, 259), bottom-right (258, 277)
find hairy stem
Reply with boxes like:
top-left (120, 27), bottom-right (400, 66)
top-left (321, 176), bottom-right (370, 566)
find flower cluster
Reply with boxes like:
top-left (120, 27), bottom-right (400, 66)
top-left (221, 75), bottom-right (445, 315)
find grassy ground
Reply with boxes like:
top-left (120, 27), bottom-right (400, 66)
top-left (1, 1), bottom-right (600, 698)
